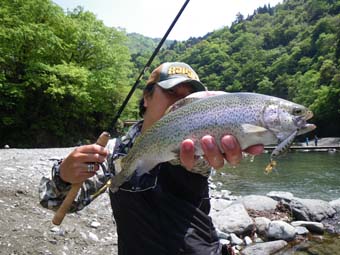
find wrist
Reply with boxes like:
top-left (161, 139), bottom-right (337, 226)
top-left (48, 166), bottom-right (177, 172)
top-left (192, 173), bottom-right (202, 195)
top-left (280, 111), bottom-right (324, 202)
top-left (52, 159), bottom-right (71, 190)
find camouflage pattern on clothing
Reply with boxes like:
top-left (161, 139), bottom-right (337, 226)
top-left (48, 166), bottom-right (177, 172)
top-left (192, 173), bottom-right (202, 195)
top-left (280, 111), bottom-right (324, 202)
top-left (39, 160), bottom-right (111, 212)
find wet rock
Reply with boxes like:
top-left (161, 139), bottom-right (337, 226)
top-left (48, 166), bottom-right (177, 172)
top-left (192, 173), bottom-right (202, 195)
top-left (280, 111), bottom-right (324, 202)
top-left (244, 236), bottom-right (253, 246)
top-left (238, 195), bottom-right (278, 211)
top-left (267, 220), bottom-right (296, 241)
top-left (211, 202), bottom-right (253, 236)
top-left (254, 217), bottom-right (271, 236)
top-left (295, 226), bottom-right (309, 235)
top-left (230, 233), bottom-right (243, 245)
top-left (210, 198), bottom-right (233, 211)
top-left (267, 191), bottom-right (294, 203)
top-left (216, 228), bottom-right (230, 240)
top-left (291, 221), bottom-right (324, 234)
top-left (330, 198), bottom-right (340, 212)
top-left (241, 240), bottom-right (288, 255)
top-left (290, 198), bottom-right (336, 222)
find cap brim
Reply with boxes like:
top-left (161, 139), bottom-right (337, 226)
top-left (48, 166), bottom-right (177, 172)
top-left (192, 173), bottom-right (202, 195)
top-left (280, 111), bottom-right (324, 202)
top-left (157, 77), bottom-right (206, 92)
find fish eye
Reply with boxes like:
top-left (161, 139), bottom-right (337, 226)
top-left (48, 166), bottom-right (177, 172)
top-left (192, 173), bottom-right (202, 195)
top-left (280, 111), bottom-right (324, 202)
top-left (293, 107), bottom-right (304, 116)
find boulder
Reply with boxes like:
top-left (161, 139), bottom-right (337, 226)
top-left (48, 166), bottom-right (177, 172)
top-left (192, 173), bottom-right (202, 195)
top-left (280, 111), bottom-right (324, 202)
top-left (241, 240), bottom-right (288, 255)
top-left (290, 198), bottom-right (336, 222)
top-left (330, 199), bottom-right (340, 213)
top-left (254, 217), bottom-right (271, 236)
top-left (238, 195), bottom-right (278, 211)
top-left (267, 220), bottom-right (296, 241)
top-left (266, 191), bottom-right (294, 203)
top-left (210, 202), bottom-right (253, 236)
top-left (291, 221), bottom-right (324, 234)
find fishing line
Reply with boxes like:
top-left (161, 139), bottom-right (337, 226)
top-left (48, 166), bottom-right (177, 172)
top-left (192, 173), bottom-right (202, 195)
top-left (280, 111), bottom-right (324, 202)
top-left (110, 0), bottom-right (191, 133)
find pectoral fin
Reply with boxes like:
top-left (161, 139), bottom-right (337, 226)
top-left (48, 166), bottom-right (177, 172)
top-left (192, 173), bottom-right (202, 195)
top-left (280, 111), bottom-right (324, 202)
top-left (240, 124), bottom-right (278, 147)
top-left (241, 124), bottom-right (269, 134)
top-left (135, 159), bottom-right (162, 176)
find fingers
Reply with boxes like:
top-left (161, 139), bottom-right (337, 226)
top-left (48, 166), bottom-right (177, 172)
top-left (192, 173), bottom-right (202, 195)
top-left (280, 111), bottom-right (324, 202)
top-left (244, 144), bottom-right (264, 155)
top-left (59, 144), bottom-right (108, 184)
top-left (182, 135), bottom-right (265, 172)
top-left (75, 144), bottom-right (108, 157)
top-left (68, 163), bottom-right (100, 180)
top-left (73, 152), bottom-right (107, 164)
top-left (220, 135), bottom-right (242, 166)
top-left (180, 135), bottom-right (241, 170)
top-left (73, 144), bottom-right (108, 163)
top-left (200, 136), bottom-right (225, 169)
top-left (180, 139), bottom-right (195, 170)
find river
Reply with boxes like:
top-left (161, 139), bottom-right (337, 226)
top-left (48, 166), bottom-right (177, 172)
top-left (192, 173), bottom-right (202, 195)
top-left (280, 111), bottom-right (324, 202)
top-left (213, 150), bottom-right (340, 254)
top-left (213, 151), bottom-right (340, 201)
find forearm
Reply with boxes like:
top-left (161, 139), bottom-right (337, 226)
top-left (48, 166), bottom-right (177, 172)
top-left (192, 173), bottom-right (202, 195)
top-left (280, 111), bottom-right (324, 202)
top-left (39, 159), bottom-right (110, 213)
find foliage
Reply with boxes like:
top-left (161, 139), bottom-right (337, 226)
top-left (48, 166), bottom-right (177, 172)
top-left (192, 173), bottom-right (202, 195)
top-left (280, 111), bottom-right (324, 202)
top-left (0, 0), bottom-right (134, 147)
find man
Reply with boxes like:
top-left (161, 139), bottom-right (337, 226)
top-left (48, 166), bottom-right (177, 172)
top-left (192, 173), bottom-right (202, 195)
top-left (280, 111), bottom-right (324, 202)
top-left (39, 62), bottom-right (263, 255)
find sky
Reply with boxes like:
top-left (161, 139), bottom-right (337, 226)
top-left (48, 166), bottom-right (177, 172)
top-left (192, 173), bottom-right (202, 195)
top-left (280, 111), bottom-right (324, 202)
top-left (53, 0), bottom-right (282, 41)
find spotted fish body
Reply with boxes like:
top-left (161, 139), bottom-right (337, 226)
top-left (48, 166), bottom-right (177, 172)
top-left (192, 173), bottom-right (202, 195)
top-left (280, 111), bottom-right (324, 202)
top-left (110, 92), bottom-right (315, 192)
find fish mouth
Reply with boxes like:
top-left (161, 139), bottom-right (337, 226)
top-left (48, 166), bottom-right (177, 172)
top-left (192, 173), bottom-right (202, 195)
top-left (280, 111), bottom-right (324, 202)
top-left (297, 123), bottom-right (316, 135)
top-left (294, 110), bottom-right (316, 135)
top-left (304, 110), bottom-right (314, 120)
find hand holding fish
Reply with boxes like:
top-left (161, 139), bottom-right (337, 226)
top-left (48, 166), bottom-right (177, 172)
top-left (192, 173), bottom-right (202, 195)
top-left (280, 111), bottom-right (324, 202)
top-left (178, 91), bottom-right (265, 170)
top-left (180, 135), bottom-right (264, 170)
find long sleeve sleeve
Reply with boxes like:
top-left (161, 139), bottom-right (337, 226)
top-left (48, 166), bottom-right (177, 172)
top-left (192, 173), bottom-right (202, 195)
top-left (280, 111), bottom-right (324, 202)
top-left (38, 139), bottom-right (116, 213)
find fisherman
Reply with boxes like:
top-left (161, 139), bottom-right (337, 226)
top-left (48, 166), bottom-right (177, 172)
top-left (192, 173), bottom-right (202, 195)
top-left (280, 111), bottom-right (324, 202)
top-left (39, 62), bottom-right (264, 255)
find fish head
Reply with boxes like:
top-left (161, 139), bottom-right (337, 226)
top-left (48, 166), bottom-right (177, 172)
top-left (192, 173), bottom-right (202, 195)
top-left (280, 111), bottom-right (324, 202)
top-left (262, 99), bottom-right (316, 140)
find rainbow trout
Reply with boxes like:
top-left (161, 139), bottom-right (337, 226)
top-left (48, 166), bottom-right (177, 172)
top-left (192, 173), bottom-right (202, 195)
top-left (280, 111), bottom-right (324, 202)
top-left (110, 92), bottom-right (315, 192)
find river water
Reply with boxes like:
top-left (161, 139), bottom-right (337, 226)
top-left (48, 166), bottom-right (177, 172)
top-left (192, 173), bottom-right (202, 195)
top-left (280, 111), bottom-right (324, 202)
top-left (213, 151), bottom-right (340, 254)
top-left (213, 151), bottom-right (340, 201)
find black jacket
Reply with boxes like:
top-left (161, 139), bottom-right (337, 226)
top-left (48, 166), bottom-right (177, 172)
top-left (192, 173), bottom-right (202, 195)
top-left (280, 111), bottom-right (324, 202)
top-left (109, 162), bottom-right (223, 255)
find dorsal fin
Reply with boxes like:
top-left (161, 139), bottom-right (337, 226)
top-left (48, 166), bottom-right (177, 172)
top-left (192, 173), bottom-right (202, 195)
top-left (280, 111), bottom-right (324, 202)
top-left (165, 91), bottom-right (228, 114)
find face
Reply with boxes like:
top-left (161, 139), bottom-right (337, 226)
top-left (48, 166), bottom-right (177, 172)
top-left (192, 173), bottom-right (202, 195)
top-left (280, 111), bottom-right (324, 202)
top-left (142, 83), bottom-right (195, 132)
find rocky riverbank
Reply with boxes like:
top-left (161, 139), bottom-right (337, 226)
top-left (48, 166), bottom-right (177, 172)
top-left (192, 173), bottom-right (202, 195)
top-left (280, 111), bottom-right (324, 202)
top-left (209, 189), bottom-right (340, 254)
top-left (0, 146), bottom-right (339, 255)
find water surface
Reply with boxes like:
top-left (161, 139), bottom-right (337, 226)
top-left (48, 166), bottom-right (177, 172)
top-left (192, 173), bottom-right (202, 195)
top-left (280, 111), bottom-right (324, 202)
top-left (213, 151), bottom-right (340, 201)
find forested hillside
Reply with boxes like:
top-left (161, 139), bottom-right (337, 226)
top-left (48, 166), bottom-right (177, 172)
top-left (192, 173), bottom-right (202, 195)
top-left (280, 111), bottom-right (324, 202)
top-left (0, 0), bottom-right (138, 146)
top-left (1, 0), bottom-right (339, 147)
top-left (153, 0), bottom-right (340, 138)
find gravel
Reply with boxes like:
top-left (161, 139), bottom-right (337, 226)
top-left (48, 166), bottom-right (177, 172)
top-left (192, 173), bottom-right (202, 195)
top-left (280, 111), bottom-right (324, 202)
top-left (0, 148), bottom-right (118, 255)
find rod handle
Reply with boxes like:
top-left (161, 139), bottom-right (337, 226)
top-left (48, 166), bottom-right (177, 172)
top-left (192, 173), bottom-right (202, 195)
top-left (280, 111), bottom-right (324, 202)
top-left (52, 132), bottom-right (110, 225)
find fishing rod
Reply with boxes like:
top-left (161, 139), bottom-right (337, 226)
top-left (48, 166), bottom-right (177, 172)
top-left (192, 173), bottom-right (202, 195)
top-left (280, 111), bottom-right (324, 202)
top-left (110, 0), bottom-right (191, 133)
top-left (52, 0), bottom-right (191, 225)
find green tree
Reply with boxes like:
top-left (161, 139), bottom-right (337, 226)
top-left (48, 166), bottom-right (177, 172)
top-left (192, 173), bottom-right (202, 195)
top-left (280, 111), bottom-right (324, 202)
top-left (0, 0), bottom-right (133, 147)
